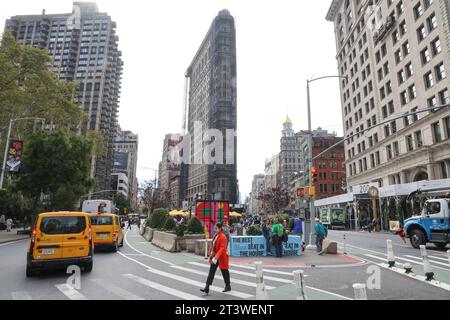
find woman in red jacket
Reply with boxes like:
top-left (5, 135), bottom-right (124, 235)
top-left (200, 223), bottom-right (231, 295)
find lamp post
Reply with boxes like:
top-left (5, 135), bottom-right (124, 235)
top-left (305, 75), bottom-right (346, 250)
top-left (0, 117), bottom-right (45, 190)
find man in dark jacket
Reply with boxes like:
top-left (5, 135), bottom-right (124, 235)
top-left (262, 218), bottom-right (271, 255)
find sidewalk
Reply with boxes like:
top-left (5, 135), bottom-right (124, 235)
top-left (0, 229), bottom-right (30, 244)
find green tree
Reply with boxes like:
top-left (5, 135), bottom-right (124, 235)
top-left (15, 131), bottom-right (95, 213)
top-left (114, 193), bottom-right (131, 215)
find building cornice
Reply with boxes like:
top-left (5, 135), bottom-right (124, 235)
top-left (326, 0), bottom-right (343, 22)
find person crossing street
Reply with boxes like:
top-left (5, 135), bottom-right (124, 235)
top-left (200, 223), bottom-right (231, 296)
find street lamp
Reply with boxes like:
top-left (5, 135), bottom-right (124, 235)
top-left (305, 75), bottom-right (347, 251)
top-left (0, 117), bottom-right (46, 189)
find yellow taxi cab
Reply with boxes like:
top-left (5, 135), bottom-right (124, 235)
top-left (89, 213), bottom-right (124, 252)
top-left (26, 212), bottom-right (93, 277)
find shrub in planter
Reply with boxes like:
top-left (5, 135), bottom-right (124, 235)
top-left (149, 209), bottom-right (168, 229)
top-left (186, 216), bottom-right (204, 234)
top-left (246, 225), bottom-right (263, 236)
top-left (162, 216), bottom-right (176, 232)
top-left (176, 224), bottom-right (187, 237)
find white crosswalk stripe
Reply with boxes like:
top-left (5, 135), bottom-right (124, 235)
top-left (11, 291), bottom-right (32, 300)
top-left (229, 263), bottom-right (306, 277)
top-left (146, 267), bottom-right (253, 299)
top-left (170, 265), bottom-right (276, 290)
top-left (123, 273), bottom-right (204, 300)
top-left (404, 255), bottom-right (450, 268)
top-left (55, 284), bottom-right (88, 300)
top-left (364, 253), bottom-right (450, 271)
top-left (189, 262), bottom-right (293, 284)
top-left (90, 278), bottom-right (144, 300)
top-left (429, 255), bottom-right (450, 262)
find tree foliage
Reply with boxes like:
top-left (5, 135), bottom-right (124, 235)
top-left (114, 193), bottom-right (131, 215)
top-left (15, 131), bottom-right (94, 212)
top-left (257, 188), bottom-right (290, 214)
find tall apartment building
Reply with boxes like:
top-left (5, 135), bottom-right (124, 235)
top-left (326, 0), bottom-right (450, 189)
top-left (114, 128), bottom-right (139, 209)
top-left (5, 2), bottom-right (123, 197)
top-left (158, 134), bottom-right (182, 194)
top-left (264, 154), bottom-right (280, 190)
top-left (183, 10), bottom-right (238, 204)
top-left (280, 116), bottom-right (305, 191)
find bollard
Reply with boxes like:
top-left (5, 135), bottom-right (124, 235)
top-left (387, 240), bottom-right (395, 268)
top-left (420, 245), bottom-right (434, 281)
top-left (447, 250), bottom-right (450, 267)
top-left (352, 283), bottom-right (368, 300)
top-left (293, 270), bottom-right (307, 300)
top-left (254, 261), bottom-right (268, 300)
top-left (403, 263), bottom-right (413, 274)
top-left (343, 234), bottom-right (347, 255)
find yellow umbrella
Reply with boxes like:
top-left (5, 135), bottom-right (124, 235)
top-left (230, 211), bottom-right (242, 217)
top-left (169, 210), bottom-right (184, 216)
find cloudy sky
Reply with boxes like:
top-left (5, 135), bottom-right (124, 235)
top-left (0, 0), bottom-right (344, 200)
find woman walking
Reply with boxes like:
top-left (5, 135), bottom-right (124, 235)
top-left (200, 223), bottom-right (231, 296)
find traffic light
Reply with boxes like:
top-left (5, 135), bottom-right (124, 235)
top-left (311, 167), bottom-right (318, 184)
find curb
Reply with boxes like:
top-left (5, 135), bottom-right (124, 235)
top-left (0, 237), bottom-right (29, 245)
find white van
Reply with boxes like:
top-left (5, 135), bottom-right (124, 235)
top-left (82, 200), bottom-right (116, 214)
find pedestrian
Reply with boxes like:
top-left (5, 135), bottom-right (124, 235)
top-left (137, 218), bottom-right (141, 229)
top-left (200, 223), bottom-right (231, 295)
top-left (271, 218), bottom-right (284, 258)
top-left (236, 221), bottom-right (243, 236)
top-left (0, 214), bottom-right (5, 231)
top-left (6, 218), bottom-right (12, 232)
top-left (262, 218), bottom-right (272, 255)
top-left (315, 218), bottom-right (328, 254)
top-left (127, 218), bottom-right (133, 230)
top-left (366, 217), bottom-right (372, 233)
top-left (291, 214), bottom-right (303, 237)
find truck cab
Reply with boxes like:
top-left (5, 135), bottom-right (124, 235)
top-left (404, 199), bottom-right (450, 249)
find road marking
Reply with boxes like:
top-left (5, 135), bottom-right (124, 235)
top-left (90, 278), bottom-right (144, 300)
top-left (429, 255), bottom-right (450, 262)
top-left (304, 285), bottom-right (353, 300)
top-left (170, 265), bottom-right (275, 290)
top-left (0, 239), bottom-right (28, 247)
top-left (229, 263), bottom-right (303, 276)
top-left (11, 291), bottom-right (32, 300)
top-left (189, 262), bottom-right (293, 284)
top-left (365, 253), bottom-right (450, 272)
top-left (55, 284), bottom-right (88, 300)
top-left (147, 267), bottom-right (252, 299)
top-left (404, 255), bottom-right (450, 268)
top-left (122, 253), bottom-right (145, 257)
top-left (123, 273), bottom-right (205, 300)
top-left (124, 230), bottom-right (174, 266)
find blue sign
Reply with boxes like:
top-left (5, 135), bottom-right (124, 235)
top-left (270, 236), bottom-right (302, 256)
top-left (230, 236), bottom-right (267, 257)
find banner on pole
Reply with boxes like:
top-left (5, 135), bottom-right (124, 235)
top-left (196, 201), bottom-right (230, 238)
top-left (6, 140), bottom-right (23, 172)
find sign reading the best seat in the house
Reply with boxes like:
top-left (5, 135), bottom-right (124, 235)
top-left (230, 236), bottom-right (267, 257)
top-left (269, 236), bottom-right (303, 256)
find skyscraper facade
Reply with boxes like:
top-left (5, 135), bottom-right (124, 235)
top-left (183, 10), bottom-right (237, 204)
top-left (326, 0), bottom-right (450, 189)
top-left (5, 2), bottom-right (123, 197)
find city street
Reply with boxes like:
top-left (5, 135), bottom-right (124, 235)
top-left (0, 226), bottom-right (449, 300)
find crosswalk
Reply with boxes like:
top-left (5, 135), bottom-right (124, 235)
top-left (10, 257), bottom-right (334, 301)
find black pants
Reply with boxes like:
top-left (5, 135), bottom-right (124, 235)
top-left (206, 262), bottom-right (230, 287)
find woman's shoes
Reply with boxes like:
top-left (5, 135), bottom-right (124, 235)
top-left (200, 286), bottom-right (209, 296)
top-left (222, 285), bottom-right (232, 293)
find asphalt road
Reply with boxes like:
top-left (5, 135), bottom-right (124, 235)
top-left (0, 227), bottom-right (449, 300)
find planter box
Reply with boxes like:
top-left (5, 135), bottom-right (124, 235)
top-left (152, 231), bottom-right (179, 252)
top-left (195, 239), bottom-right (213, 256)
top-left (142, 227), bottom-right (155, 242)
top-left (183, 234), bottom-right (205, 253)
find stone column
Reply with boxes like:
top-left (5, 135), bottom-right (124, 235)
top-left (400, 171), bottom-right (408, 184)
top-left (427, 163), bottom-right (435, 180)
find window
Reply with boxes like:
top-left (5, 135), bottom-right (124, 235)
top-left (406, 63), bottom-right (414, 77)
top-left (395, 50), bottom-right (402, 64)
top-left (400, 91), bottom-right (408, 105)
top-left (386, 145), bottom-right (393, 160)
top-left (439, 89), bottom-right (449, 105)
top-left (432, 122), bottom-right (442, 143)
top-left (421, 48), bottom-right (431, 64)
top-left (409, 85), bottom-right (417, 100)
top-left (424, 71), bottom-right (434, 89)
top-left (383, 62), bottom-right (390, 75)
top-left (417, 25), bottom-right (427, 42)
top-left (428, 95), bottom-right (438, 110)
top-left (398, 70), bottom-right (406, 84)
top-left (431, 38), bottom-right (441, 55)
top-left (402, 41), bottom-right (410, 56)
top-left (382, 105), bottom-right (388, 119)
top-left (427, 13), bottom-right (437, 31)
top-left (393, 141), bottom-right (400, 157)
top-left (424, 0), bottom-right (433, 9)
top-left (435, 63), bottom-right (446, 81)
top-left (441, 162), bottom-right (448, 179)
top-left (399, 21), bottom-right (407, 36)
top-left (388, 100), bottom-right (395, 114)
top-left (414, 3), bottom-right (423, 19)
top-left (406, 135), bottom-right (414, 151)
top-left (391, 121), bottom-right (397, 134)
top-left (392, 30), bottom-right (400, 44)
top-left (445, 117), bottom-right (450, 139)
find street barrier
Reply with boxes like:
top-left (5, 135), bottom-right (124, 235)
top-left (293, 270), bottom-right (307, 300)
top-left (403, 263), bottom-right (413, 274)
top-left (254, 261), bottom-right (268, 300)
top-left (419, 245), bottom-right (434, 281)
top-left (143, 227), bottom-right (154, 242)
top-left (151, 231), bottom-right (179, 252)
top-left (352, 283), bottom-right (368, 300)
top-left (387, 239), bottom-right (395, 268)
top-left (343, 234), bottom-right (347, 255)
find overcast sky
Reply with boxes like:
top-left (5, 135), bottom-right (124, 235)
top-left (0, 0), bottom-right (344, 200)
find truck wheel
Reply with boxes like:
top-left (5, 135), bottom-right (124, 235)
top-left (410, 229), bottom-right (426, 249)
top-left (434, 242), bottom-right (447, 250)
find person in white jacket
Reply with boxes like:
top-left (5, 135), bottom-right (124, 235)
top-left (6, 218), bottom-right (13, 232)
